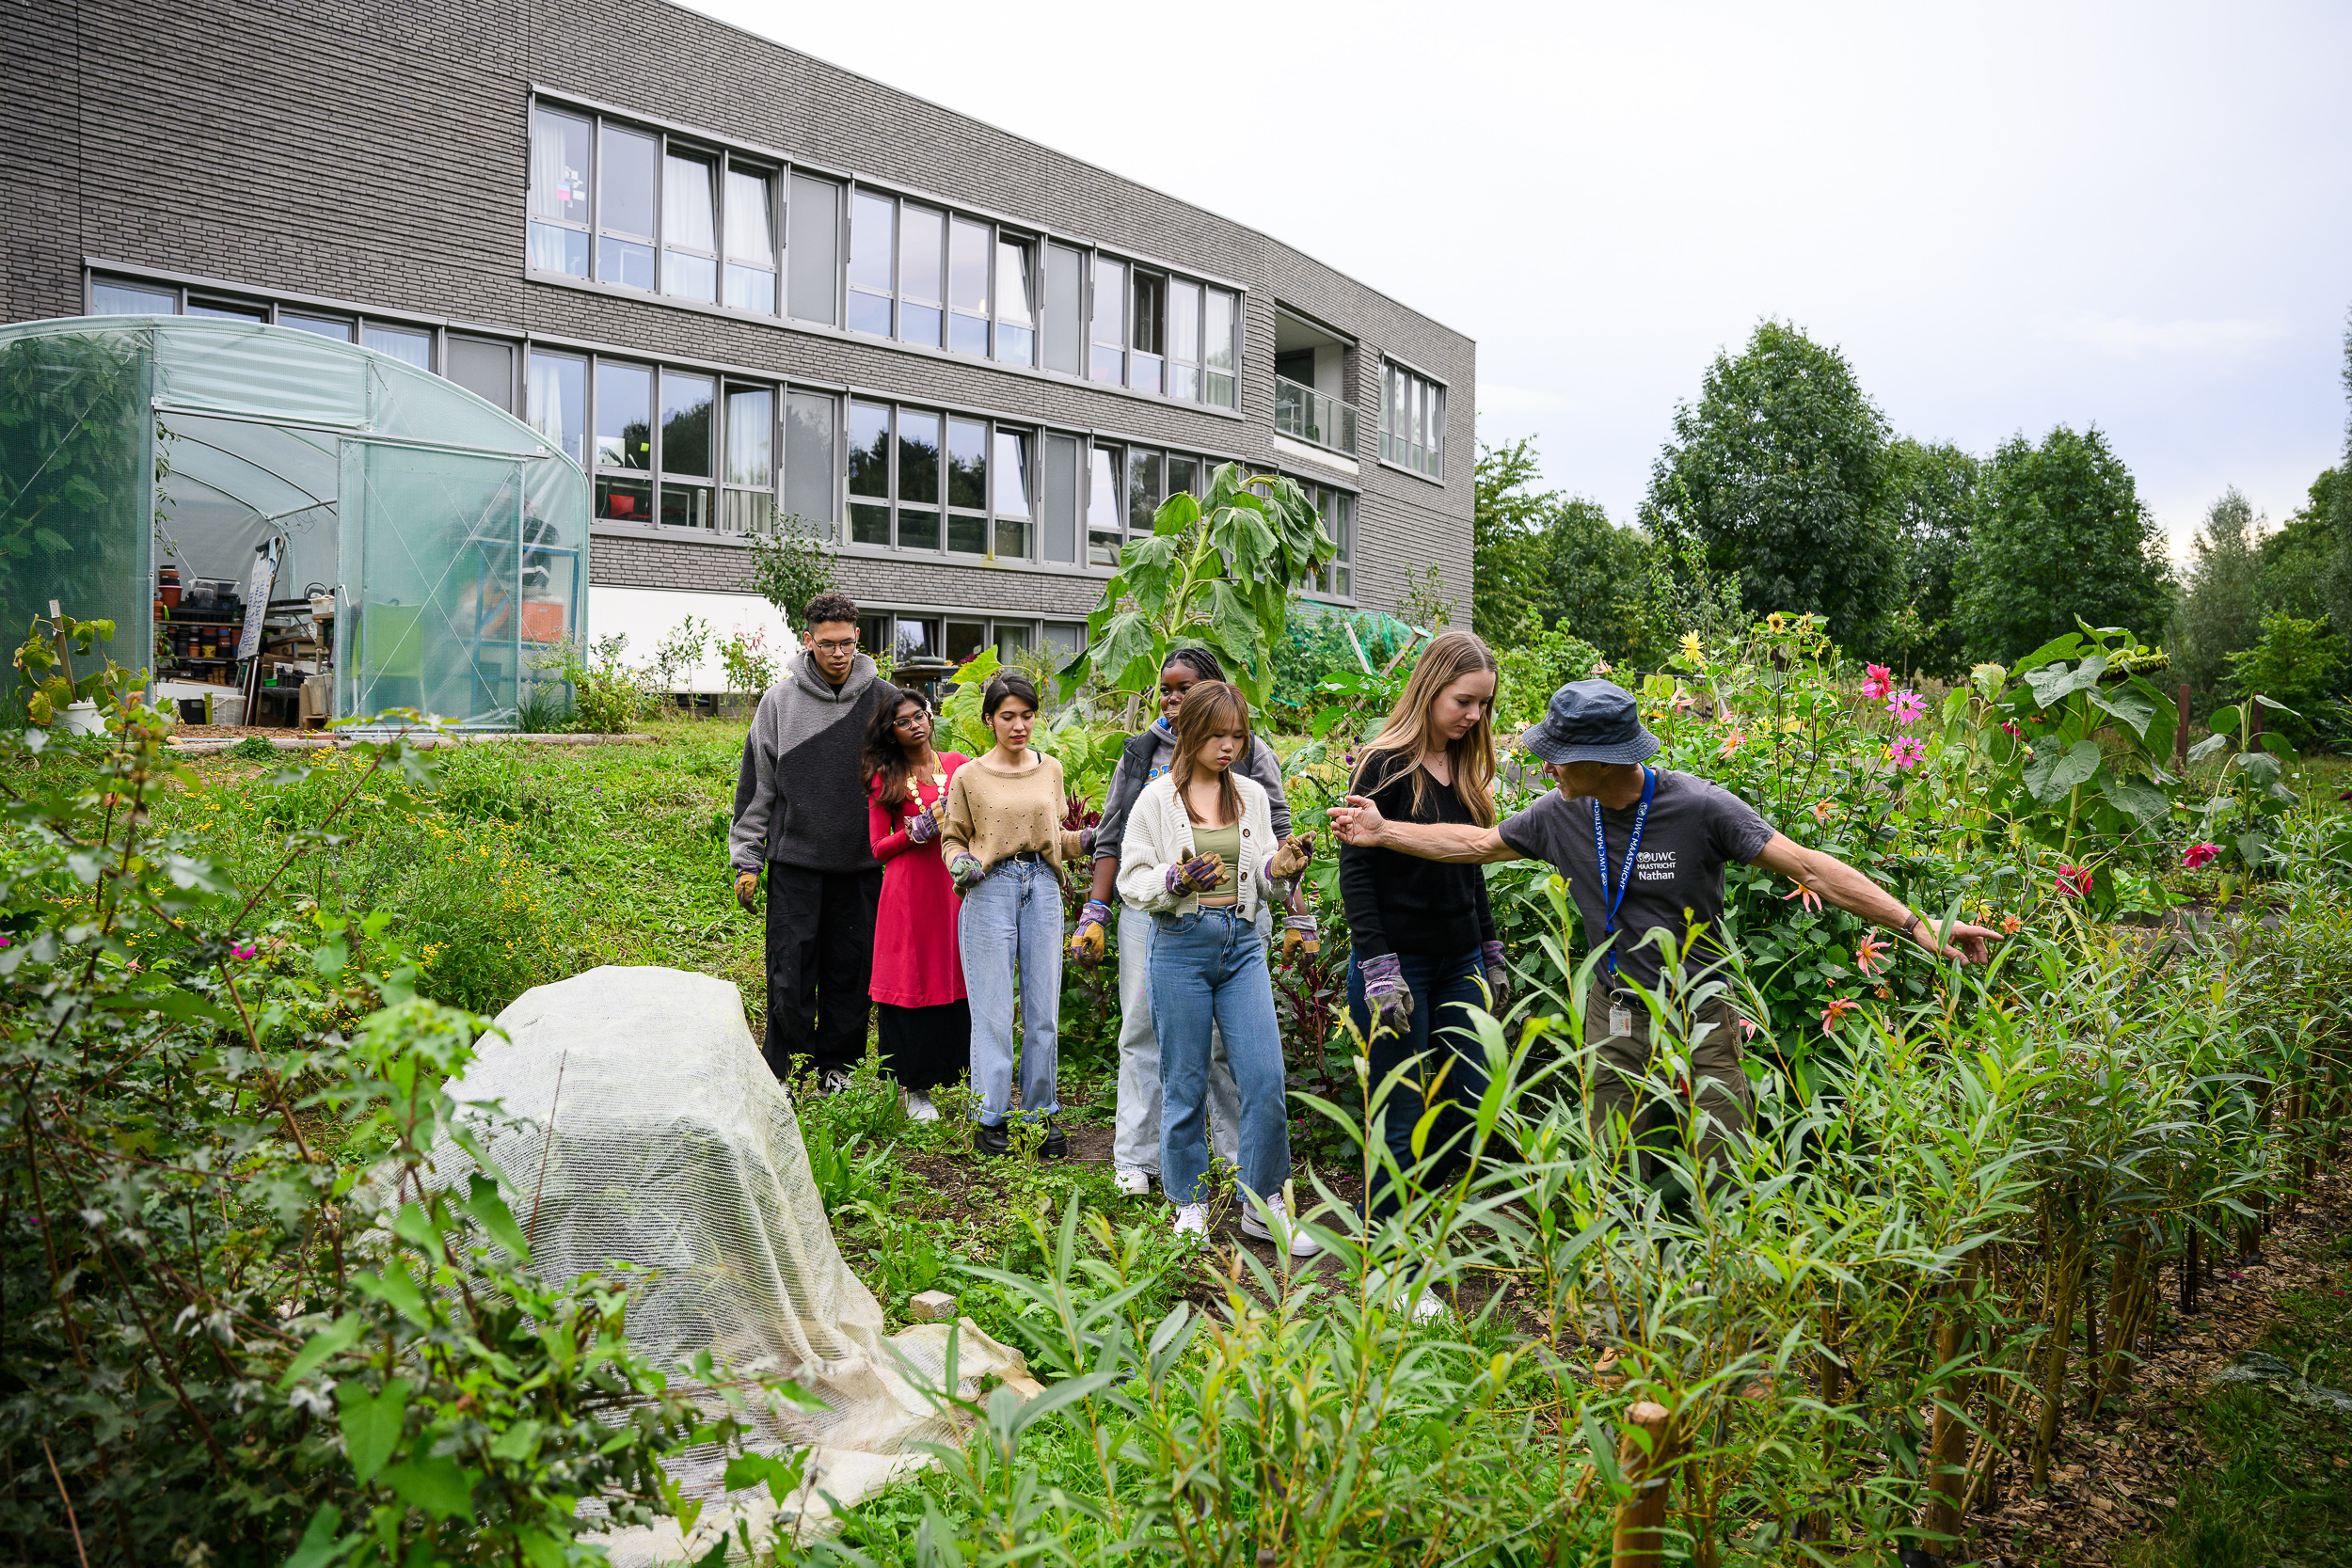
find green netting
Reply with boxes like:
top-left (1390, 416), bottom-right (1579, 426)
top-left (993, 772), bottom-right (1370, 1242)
top-left (0, 316), bottom-right (588, 729)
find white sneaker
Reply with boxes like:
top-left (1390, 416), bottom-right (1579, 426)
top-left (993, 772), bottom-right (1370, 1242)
top-left (819, 1069), bottom-right (852, 1096)
top-left (1365, 1266), bottom-right (1448, 1323)
top-left (1113, 1166), bottom-right (1151, 1196)
top-left (1239, 1198), bottom-right (1322, 1259)
top-left (905, 1091), bottom-right (940, 1123)
top-left (1409, 1290), bottom-right (1448, 1323)
top-left (1170, 1203), bottom-right (1209, 1237)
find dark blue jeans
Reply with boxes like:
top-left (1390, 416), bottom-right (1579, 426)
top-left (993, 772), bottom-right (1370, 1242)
top-left (1347, 947), bottom-right (1487, 1218)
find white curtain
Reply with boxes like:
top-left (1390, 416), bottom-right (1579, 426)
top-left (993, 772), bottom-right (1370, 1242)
top-left (724, 171), bottom-right (771, 264)
top-left (528, 356), bottom-right (573, 458)
top-left (663, 156), bottom-right (715, 253)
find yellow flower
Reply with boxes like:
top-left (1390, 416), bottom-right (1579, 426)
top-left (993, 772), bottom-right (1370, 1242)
top-left (1678, 631), bottom-right (1707, 667)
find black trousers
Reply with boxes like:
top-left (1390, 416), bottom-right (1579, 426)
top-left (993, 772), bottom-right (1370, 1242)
top-left (761, 863), bottom-right (882, 1080)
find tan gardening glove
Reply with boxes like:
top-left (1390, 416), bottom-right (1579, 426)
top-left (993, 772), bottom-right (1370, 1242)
top-left (1069, 899), bottom-right (1112, 966)
top-left (1265, 833), bottom-right (1314, 881)
top-left (734, 869), bottom-right (760, 913)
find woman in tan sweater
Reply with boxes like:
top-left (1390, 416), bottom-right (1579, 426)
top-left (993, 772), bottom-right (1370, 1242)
top-left (939, 673), bottom-right (1085, 1157)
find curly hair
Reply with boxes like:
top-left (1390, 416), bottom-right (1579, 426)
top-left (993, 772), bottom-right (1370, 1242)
top-left (1162, 645), bottom-right (1226, 684)
top-left (803, 592), bottom-right (860, 631)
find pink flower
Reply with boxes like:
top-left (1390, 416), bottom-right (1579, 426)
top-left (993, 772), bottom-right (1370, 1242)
top-left (1717, 731), bottom-right (1745, 758)
top-left (1861, 664), bottom-right (1893, 701)
top-left (1783, 882), bottom-right (1823, 913)
top-left (2056, 864), bottom-right (2093, 897)
top-left (1887, 736), bottom-right (1926, 770)
top-left (1887, 689), bottom-right (1925, 726)
top-left (1820, 997), bottom-right (1860, 1035)
top-left (1853, 932), bottom-right (1891, 974)
top-left (2182, 842), bottom-right (2220, 870)
top-left (1999, 721), bottom-right (2024, 741)
top-left (1811, 800), bottom-right (1835, 823)
top-left (230, 943), bottom-right (257, 959)
top-left (1670, 687), bottom-right (1696, 714)
top-left (1737, 1016), bottom-right (1758, 1040)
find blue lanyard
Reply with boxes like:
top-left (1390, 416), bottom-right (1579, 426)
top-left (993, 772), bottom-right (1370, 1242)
top-left (1590, 768), bottom-right (1656, 979)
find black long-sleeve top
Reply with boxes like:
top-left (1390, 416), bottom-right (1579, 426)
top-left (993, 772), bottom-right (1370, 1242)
top-left (1338, 749), bottom-right (1497, 962)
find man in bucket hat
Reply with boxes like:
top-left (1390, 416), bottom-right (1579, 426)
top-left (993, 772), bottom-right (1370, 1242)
top-left (1329, 678), bottom-right (2001, 1181)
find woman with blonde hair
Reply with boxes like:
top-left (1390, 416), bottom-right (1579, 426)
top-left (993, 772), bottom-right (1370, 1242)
top-left (1119, 681), bottom-right (1315, 1254)
top-left (1335, 628), bottom-right (1505, 1216)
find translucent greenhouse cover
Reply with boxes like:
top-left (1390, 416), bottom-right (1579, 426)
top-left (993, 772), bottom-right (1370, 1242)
top-left (0, 316), bottom-right (588, 729)
top-left (414, 967), bottom-right (1030, 1557)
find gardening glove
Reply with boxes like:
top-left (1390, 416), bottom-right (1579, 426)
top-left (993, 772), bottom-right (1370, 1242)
top-left (1280, 911), bottom-right (1321, 964)
top-left (907, 802), bottom-right (941, 844)
top-left (1481, 940), bottom-right (1512, 1012)
top-left (1166, 850), bottom-right (1224, 896)
top-left (1266, 833), bottom-right (1314, 882)
top-left (1070, 899), bottom-right (1112, 966)
top-left (1359, 951), bottom-right (1413, 1037)
top-left (948, 854), bottom-right (987, 893)
top-left (734, 869), bottom-right (760, 913)
top-left (1078, 825), bottom-right (1098, 857)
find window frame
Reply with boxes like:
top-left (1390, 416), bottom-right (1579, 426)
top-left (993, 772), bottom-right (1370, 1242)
top-left (1379, 358), bottom-right (1448, 482)
top-left (838, 397), bottom-right (1047, 564)
top-left (87, 272), bottom-right (447, 372)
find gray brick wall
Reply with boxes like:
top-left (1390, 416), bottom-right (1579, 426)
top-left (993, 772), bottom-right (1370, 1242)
top-left (14, 0), bottom-right (1475, 626)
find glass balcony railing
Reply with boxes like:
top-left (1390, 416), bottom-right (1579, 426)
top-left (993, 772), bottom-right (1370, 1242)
top-left (1273, 375), bottom-right (1358, 454)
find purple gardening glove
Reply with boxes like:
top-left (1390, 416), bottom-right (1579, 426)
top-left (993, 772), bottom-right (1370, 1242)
top-left (1481, 940), bottom-right (1512, 1013)
top-left (907, 802), bottom-right (940, 844)
top-left (1166, 850), bottom-right (1223, 895)
top-left (948, 854), bottom-right (986, 892)
top-left (1359, 951), bottom-right (1413, 1037)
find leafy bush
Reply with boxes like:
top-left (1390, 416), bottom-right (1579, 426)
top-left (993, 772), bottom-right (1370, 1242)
top-left (2224, 610), bottom-right (2340, 746)
top-left (1492, 618), bottom-right (1605, 731)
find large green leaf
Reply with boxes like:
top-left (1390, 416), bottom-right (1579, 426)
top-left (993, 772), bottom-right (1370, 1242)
top-left (465, 1173), bottom-right (531, 1262)
top-left (383, 1453), bottom-right (475, 1520)
top-left (1151, 488), bottom-right (1200, 539)
top-left (1215, 504), bottom-right (1278, 579)
top-left (2009, 633), bottom-right (2086, 678)
top-left (1117, 532), bottom-right (1182, 609)
top-left (338, 1378), bottom-right (410, 1483)
top-left (2023, 657), bottom-right (2107, 710)
top-left (2023, 738), bottom-right (2104, 803)
top-left (1090, 610), bottom-right (1160, 694)
top-left (2088, 681), bottom-right (2156, 738)
top-left (2186, 732), bottom-right (2229, 765)
top-left (278, 1312), bottom-right (362, 1389)
top-left (2100, 773), bottom-right (2170, 825)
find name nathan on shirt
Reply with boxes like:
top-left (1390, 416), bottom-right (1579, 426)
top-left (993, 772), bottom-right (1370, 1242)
top-left (1634, 849), bottom-right (1677, 883)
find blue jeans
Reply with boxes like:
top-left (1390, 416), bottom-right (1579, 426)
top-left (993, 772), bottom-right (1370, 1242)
top-left (1148, 906), bottom-right (1291, 1207)
top-left (959, 859), bottom-right (1062, 1126)
top-left (1347, 947), bottom-right (1486, 1217)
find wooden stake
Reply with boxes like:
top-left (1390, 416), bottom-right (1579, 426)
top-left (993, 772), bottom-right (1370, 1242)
top-left (1612, 1401), bottom-right (1677, 1568)
top-left (2174, 681), bottom-right (2191, 773)
top-left (1919, 1257), bottom-right (1979, 1551)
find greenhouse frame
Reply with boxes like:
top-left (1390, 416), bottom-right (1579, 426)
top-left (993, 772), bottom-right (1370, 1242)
top-left (0, 317), bottom-right (589, 731)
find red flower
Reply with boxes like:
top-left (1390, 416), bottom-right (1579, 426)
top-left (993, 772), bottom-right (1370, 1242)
top-left (2181, 842), bottom-right (2219, 870)
top-left (2056, 864), bottom-right (2094, 897)
top-left (1820, 997), bottom-right (1861, 1035)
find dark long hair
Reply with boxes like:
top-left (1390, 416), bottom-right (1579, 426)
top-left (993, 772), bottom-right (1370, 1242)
top-left (862, 686), bottom-right (932, 806)
top-left (1169, 681), bottom-right (1251, 827)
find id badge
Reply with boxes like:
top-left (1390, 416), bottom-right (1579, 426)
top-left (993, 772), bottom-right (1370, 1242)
top-left (1608, 1004), bottom-right (1633, 1039)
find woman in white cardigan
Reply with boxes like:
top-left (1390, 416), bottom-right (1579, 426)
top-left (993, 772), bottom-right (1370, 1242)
top-left (1118, 681), bottom-right (1315, 1254)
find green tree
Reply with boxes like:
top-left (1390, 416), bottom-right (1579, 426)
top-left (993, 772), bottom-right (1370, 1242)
top-left (744, 509), bottom-right (838, 631)
top-left (1532, 494), bottom-right (1645, 663)
top-left (2223, 610), bottom-right (2340, 746)
top-left (2168, 487), bottom-right (2268, 706)
top-left (1641, 319), bottom-right (1899, 646)
top-left (1956, 423), bottom-right (2173, 663)
top-left (1470, 438), bottom-right (1554, 640)
top-left (2260, 467), bottom-right (2341, 622)
top-left (1881, 438), bottom-right (1981, 679)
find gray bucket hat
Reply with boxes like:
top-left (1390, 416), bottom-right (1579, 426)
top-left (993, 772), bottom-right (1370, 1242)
top-left (1518, 679), bottom-right (1661, 766)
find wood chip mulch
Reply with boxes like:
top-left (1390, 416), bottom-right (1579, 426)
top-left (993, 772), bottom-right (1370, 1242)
top-left (1964, 1160), bottom-right (2348, 1566)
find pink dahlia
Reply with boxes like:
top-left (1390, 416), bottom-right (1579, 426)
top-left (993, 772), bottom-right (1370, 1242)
top-left (1820, 997), bottom-right (1860, 1035)
top-left (1861, 664), bottom-right (1894, 701)
top-left (2056, 864), bottom-right (2094, 897)
top-left (1888, 736), bottom-right (1926, 770)
top-left (2182, 842), bottom-right (2220, 870)
top-left (1887, 689), bottom-right (1925, 726)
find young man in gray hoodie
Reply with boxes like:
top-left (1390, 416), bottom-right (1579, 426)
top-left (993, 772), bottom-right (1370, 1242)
top-left (730, 593), bottom-right (890, 1085)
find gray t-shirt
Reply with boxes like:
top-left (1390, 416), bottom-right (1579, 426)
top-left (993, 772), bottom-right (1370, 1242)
top-left (1498, 768), bottom-right (1774, 994)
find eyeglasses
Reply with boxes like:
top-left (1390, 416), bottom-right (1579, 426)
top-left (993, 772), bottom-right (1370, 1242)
top-left (893, 713), bottom-right (929, 729)
top-left (811, 637), bottom-right (858, 654)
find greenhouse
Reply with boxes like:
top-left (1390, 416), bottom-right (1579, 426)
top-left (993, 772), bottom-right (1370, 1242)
top-left (0, 316), bottom-right (588, 730)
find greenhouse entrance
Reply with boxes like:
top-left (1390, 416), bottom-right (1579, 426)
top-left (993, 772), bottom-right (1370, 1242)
top-left (0, 317), bottom-right (589, 731)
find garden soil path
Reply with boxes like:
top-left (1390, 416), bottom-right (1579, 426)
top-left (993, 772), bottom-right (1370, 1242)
top-left (1968, 1158), bottom-right (2349, 1567)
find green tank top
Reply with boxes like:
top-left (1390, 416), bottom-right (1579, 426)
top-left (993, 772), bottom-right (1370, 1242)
top-left (1191, 820), bottom-right (1241, 898)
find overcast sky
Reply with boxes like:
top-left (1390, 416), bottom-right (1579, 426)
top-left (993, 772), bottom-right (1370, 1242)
top-left (688, 0), bottom-right (2351, 558)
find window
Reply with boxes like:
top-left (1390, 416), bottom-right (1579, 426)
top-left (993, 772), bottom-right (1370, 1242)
top-left (1167, 280), bottom-right (1201, 402)
top-left (446, 335), bottom-right (514, 411)
top-left (528, 351), bottom-right (586, 466)
top-left (848, 192), bottom-right (896, 336)
top-left (946, 417), bottom-right (987, 554)
top-left (1203, 288), bottom-right (1238, 409)
top-left (1087, 443), bottom-right (1121, 565)
top-left (528, 106), bottom-right (592, 277)
top-left (994, 237), bottom-right (1036, 366)
top-left (280, 312), bottom-right (351, 341)
top-left (188, 298), bottom-right (267, 321)
top-left (1129, 272), bottom-right (1165, 395)
top-left (1381, 361), bottom-right (1445, 479)
top-left (946, 618), bottom-right (988, 667)
top-left (1089, 257), bottom-right (1125, 385)
top-left (787, 174), bottom-right (841, 325)
top-left (995, 624), bottom-right (1032, 661)
top-left (661, 151), bottom-right (718, 304)
top-left (1305, 483), bottom-right (1354, 597)
top-left (785, 390), bottom-right (837, 534)
top-left (91, 277), bottom-right (177, 314)
top-left (993, 429), bottom-right (1030, 559)
top-left (723, 386), bottom-right (773, 534)
top-left (1043, 623), bottom-right (1086, 662)
top-left (597, 124), bottom-right (659, 291)
top-left (848, 401), bottom-right (891, 545)
top-left (364, 324), bottom-right (433, 370)
top-left (1168, 455), bottom-right (1200, 503)
top-left (949, 218), bottom-right (991, 356)
top-left (898, 409), bottom-right (942, 549)
top-left (595, 361), bottom-right (653, 522)
top-left (898, 204), bottom-right (945, 348)
top-left (724, 168), bottom-right (777, 312)
top-left (1127, 448), bottom-right (1162, 535)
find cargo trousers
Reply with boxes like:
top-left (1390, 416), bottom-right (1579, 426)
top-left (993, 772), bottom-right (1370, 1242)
top-left (1583, 983), bottom-right (1753, 1180)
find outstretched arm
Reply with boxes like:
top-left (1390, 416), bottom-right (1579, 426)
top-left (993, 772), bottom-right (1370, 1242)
top-left (1326, 794), bottom-right (1523, 865)
top-left (1749, 832), bottom-right (2002, 964)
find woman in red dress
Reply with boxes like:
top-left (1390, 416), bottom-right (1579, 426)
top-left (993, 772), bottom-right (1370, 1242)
top-left (863, 687), bottom-right (971, 1120)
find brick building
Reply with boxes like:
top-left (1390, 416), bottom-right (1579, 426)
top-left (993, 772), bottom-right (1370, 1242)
top-left (12, 0), bottom-right (1474, 680)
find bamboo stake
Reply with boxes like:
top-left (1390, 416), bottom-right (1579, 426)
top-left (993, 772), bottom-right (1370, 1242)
top-left (2032, 1227), bottom-right (2084, 1489)
top-left (1919, 1257), bottom-right (1979, 1551)
top-left (1612, 1402), bottom-right (1677, 1568)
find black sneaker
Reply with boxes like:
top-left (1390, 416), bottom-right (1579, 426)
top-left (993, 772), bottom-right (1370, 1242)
top-left (1040, 1119), bottom-right (1068, 1160)
top-left (973, 1122), bottom-right (1009, 1157)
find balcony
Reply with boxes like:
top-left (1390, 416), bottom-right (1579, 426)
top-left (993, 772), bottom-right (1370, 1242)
top-left (1273, 375), bottom-right (1357, 454)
